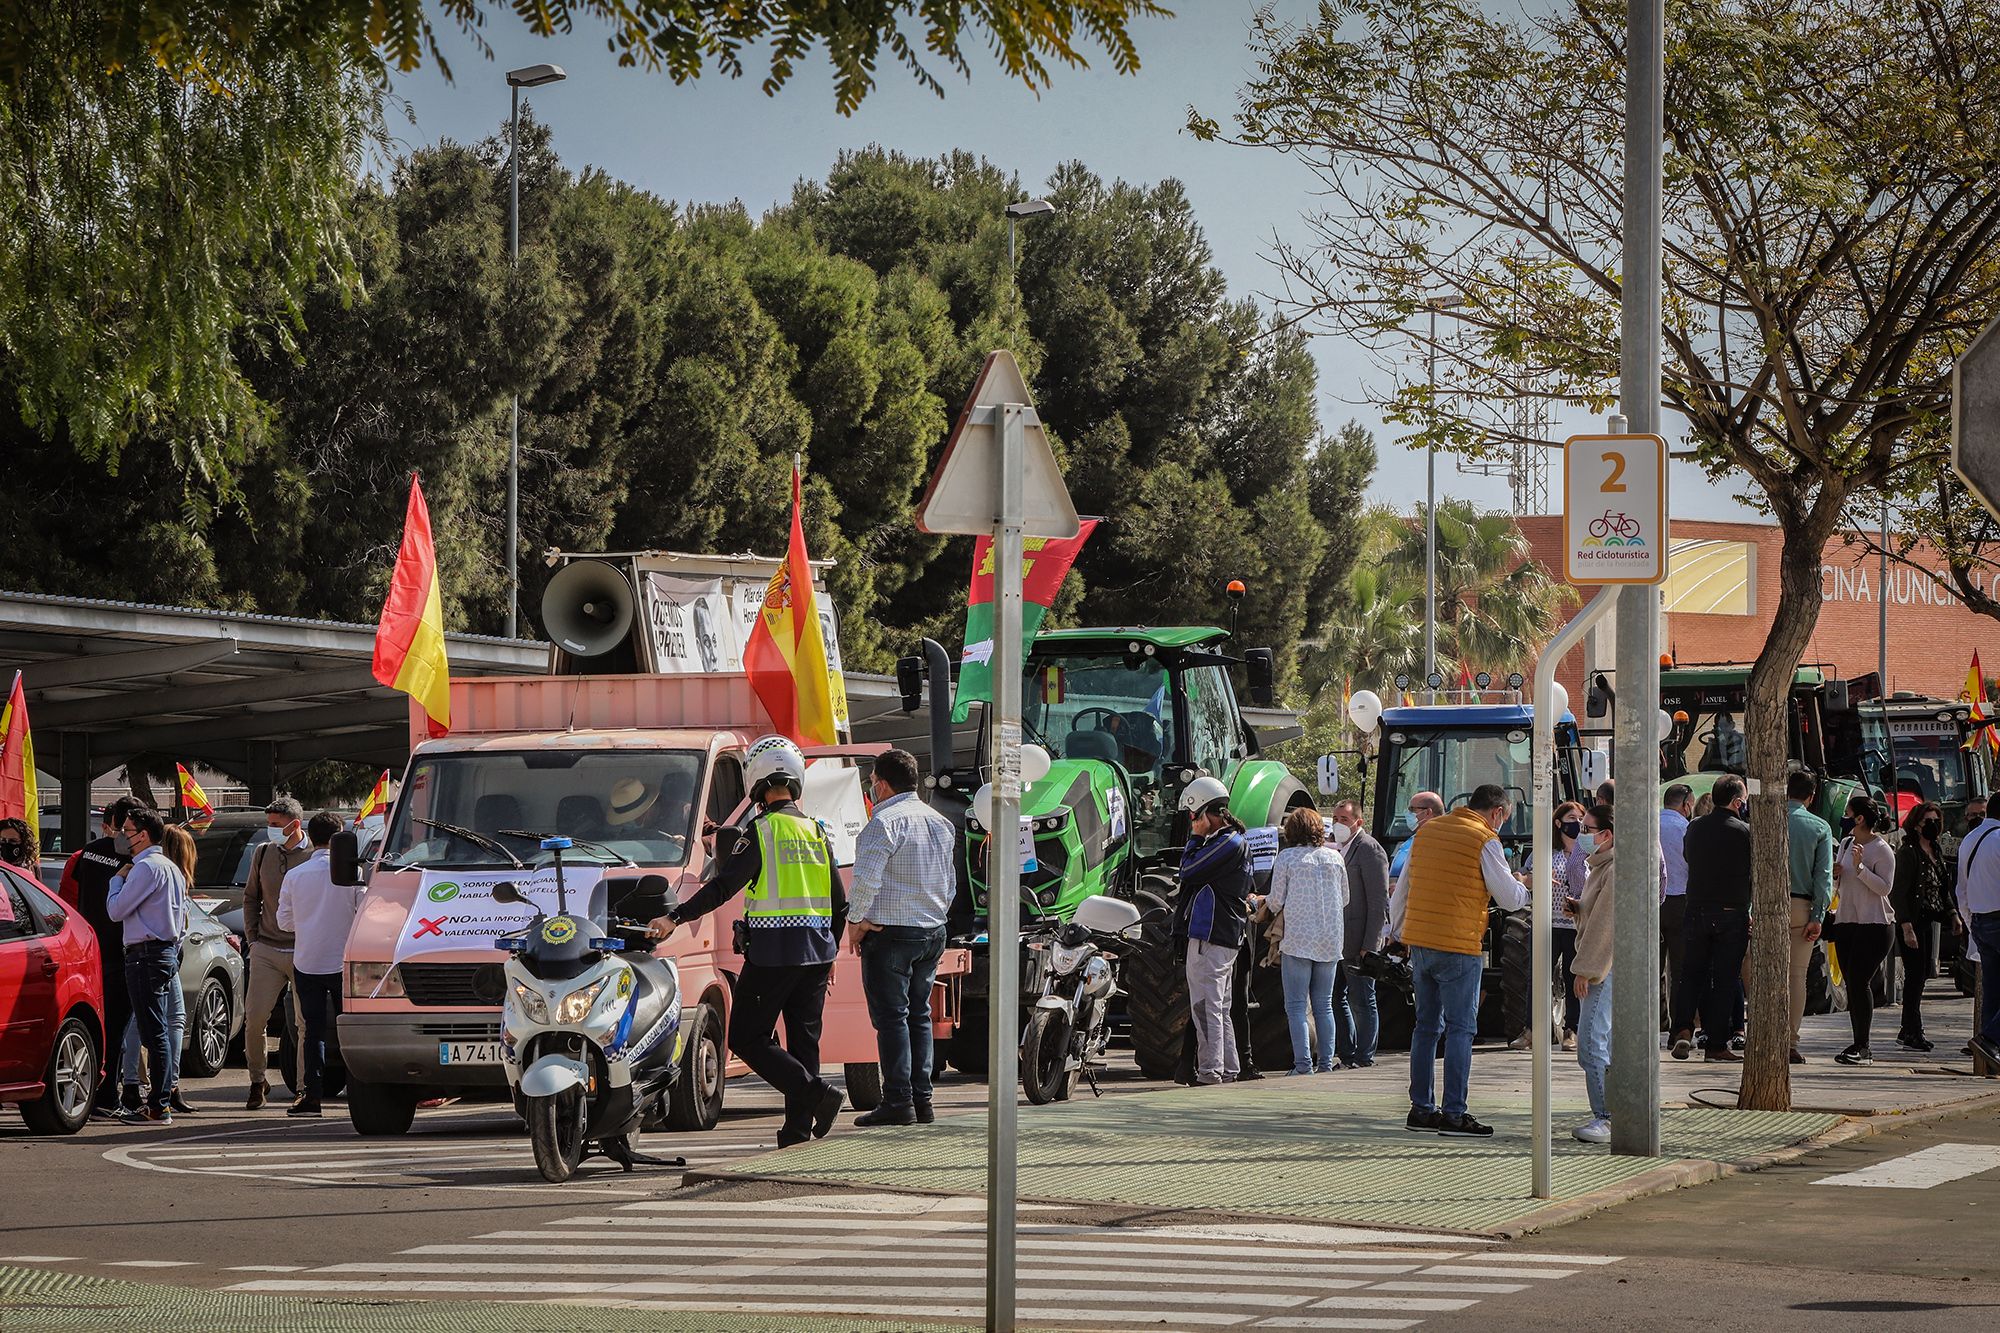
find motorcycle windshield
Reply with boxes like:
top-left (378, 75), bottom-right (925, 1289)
top-left (517, 913), bottom-right (599, 982)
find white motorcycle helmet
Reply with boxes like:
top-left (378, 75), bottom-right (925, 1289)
top-left (1177, 774), bottom-right (1232, 818)
top-left (745, 735), bottom-right (808, 801)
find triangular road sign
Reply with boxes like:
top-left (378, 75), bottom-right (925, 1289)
top-left (917, 349), bottom-right (1081, 538)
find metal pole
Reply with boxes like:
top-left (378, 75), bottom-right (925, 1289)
top-left (984, 403), bottom-right (1026, 1331)
top-left (1610, 0), bottom-right (1665, 1158)
top-left (1533, 589), bottom-right (1619, 1197)
top-left (506, 84), bottom-right (522, 640)
top-left (1425, 305), bottom-right (1438, 699)
top-left (1008, 219), bottom-right (1017, 329)
top-left (1879, 492), bottom-right (1889, 689)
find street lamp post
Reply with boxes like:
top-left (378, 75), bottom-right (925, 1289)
top-left (504, 63), bottom-right (566, 641)
top-left (1424, 295), bottom-right (1464, 698)
top-left (1005, 198), bottom-right (1056, 326)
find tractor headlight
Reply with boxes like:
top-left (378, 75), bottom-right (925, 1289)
top-left (1037, 887), bottom-right (1060, 907)
top-left (512, 982), bottom-right (550, 1025)
top-left (557, 979), bottom-right (608, 1024)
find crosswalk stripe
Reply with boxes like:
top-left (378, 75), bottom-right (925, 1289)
top-left (1367, 1281), bottom-right (1530, 1294)
top-left (1250, 1319), bottom-right (1422, 1330)
top-left (1307, 1295), bottom-right (1478, 1312)
top-left (0, 1256), bottom-right (79, 1263)
top-left (104, 1260), bottom-right (196, 1268)
top-left (230, 1278), bottom-right (1311, 1311)
top-left (1419, 1264), bottom-right (1578, 1279)
top-left (1452, 1253), bottom-right (1622, 1265)
top-left (1811, 1143), bottom-right (2000, 1190)
top-left (225, 1265), bottom-right (309, 1273)
top-left (411, 1240), bottom-right (1427, 1274)
top-left (307, 1262), bottom-right (1373, 1290)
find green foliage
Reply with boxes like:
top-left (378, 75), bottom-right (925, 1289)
top-left (3, 1), bottom-right (1170, 114)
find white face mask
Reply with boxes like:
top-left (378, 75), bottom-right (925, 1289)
top-left (1328, 822), bottom-right (1354, 846)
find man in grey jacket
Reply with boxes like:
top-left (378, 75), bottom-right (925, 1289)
top-left (241, 798), bottom-right (310, 1109)
top-left (1327, 799), bottom-right (1391, 1067)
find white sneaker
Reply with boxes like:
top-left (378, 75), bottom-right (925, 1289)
top-left (1572, 1117), bottom-right (1611, 1144)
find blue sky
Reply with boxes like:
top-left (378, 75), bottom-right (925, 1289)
top-left (388, 0), bottom-right (1751, 523)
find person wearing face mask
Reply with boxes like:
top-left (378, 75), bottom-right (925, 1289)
top-left (0, 817), bottom-right (37, 870)
top-left (1568, 803), bottom-right (1620, 1144)
top-left (106, 805), bottom-right (190, 1123)
top-left (1828, 797), bottom-right (1897, 1065)
top-left (240, 797), bottom-right (311, 1110)
top-left (1786, 771), bottom-right (1834, 1065)
top-left (1265, 807), bottom-right (1346, 1075)
top-left (1891, 802), bottom-right (1955, 1052)
top-left (1387, 792), bottom-right (1444, 885)
top-left (1673, 775), bottom-right (1752, 1062)
top-left (1541, 801), bottom-right (1587, 1053)
top-left (1327, 798), bottom-right (1390, 1068)
top-left (59, 796), bottom-right (142, 1119)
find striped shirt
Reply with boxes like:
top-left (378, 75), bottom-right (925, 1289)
top-left (848, 792), bottom-right (959, 928)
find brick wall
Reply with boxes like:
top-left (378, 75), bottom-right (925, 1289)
top-left (1516, 517), bottom-right (2000, 703)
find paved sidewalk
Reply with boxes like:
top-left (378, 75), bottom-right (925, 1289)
top-left (698, 985), bottom-right (1999, 1236)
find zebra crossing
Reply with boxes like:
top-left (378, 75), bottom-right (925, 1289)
top-left (222, 1192), bottom-right (1622, 1328)
top-left (103, 1111), bottom-right (781, 1192)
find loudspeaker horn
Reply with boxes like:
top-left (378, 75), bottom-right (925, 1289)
top-left (542, 559), bottom-right (636, 658)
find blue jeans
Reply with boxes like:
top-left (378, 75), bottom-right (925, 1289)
top-left (121, 977), bottom-right (184, 1089)
top-left (1279, 954), bottom-right (1337, 1073)
top-left (122, 941), bottom-right (181, 1113)
top-left (859, 924), bottom-right (947, 1107)
top-left (1972, 912), bottom-right (2000, 1047)
top-left (1333, 963), bottom-right (1378, 1066)
top-left (1408, 946), bottom-right (1482, 1118)
top-left (1577, 972), bottom-right (1614, 1121)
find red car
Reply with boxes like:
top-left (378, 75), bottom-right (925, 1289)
top-left (1, 863), bottom-right (104, 1133)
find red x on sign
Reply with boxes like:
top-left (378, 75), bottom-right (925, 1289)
top-left (414, 916), bottom-right (447, 938)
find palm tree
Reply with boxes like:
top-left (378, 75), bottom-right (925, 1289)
top-left (1384, 498), bottom-right (1572, 678)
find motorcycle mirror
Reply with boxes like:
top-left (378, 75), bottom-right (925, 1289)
top-left (491, 881), bottom-right (525, 905)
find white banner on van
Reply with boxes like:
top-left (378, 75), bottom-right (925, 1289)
top-left (642, 573), bottom-right (741, 673)
top-left (800, 760), bottom-right (870, 867)
top-left (391, 867), bottom-right (608, 967)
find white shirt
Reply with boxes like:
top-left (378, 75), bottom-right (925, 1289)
top-left (1957, 819), bottom-right (2000, 965)
top-left (276, 849), bottom-right (364, 975)
top-left (1389, 834), bottom-right (1527, 941)
top-left (1266, 844), bottom-right (1347, 963)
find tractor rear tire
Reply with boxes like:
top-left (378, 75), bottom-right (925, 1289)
top-left (1124, 883), bottom-right (1188, 1081)
top-left (1374, 978), bottom-right (1416, 1052)
top-left (1498, 911), bottom-right (1533, 1041)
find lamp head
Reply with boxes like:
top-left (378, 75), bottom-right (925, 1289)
top-left (1005, 199), bottom-right (1057, 220)
top-left (507, 64), bottom-right (567, 88)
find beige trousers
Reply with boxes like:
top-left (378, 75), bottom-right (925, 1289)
top-left (1788, 898), bottom-right (1815, 1048)
top-left (245, 942), bottom-right (302, 1087)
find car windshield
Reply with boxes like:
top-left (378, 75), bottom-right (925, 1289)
top-left (382, 749), bottom-right (705, 869)
top-left (1380, 728), bottom-right (1534, 853)
top-left (1023, 654), bottom-right (1171, 776)
top-left (1859, 715), bottom-right (1974, 806)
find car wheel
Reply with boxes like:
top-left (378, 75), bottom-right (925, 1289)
top-left (346, 1078), bottom-right (419, 1136)
top-left (844, 1061), bottom-right (884, 1112)
top-left (664, 1004), bottom-right (724, 1132)
top-left (22, 1017), bottom-right (98, 1135)
top-left (181, 976), bottom-right (233, 1079)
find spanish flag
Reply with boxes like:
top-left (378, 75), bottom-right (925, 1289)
top-left (744, 465), bottom-right (838, 747)
top-left (0, 672), bottom-right (36, 823)
top-left (176, 762), bottom-right (215, 826)
top-left (1967, 654), bottom-right (1990, 752)
top-left (372, 476), bottom-right (451, 736)
top-left (356, 769), bottom-right (392, 824)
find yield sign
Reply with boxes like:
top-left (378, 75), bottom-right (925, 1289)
top-left (916, 349), bottom-right (1080, 538)
top-left (1953, 315), bottom-right (2000, 521)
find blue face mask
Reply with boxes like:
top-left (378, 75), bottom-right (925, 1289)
top-left (1576, 832), bottom-right (1598, 853)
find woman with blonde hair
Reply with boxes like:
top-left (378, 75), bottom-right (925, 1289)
top-left (1265, 806), bottom-right (1347, 1075)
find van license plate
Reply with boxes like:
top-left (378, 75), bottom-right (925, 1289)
top-left (439, 1042), bottom-right (502, 1065)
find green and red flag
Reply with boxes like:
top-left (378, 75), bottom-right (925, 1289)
top-left (951, 519), bottom-right (1098, 723)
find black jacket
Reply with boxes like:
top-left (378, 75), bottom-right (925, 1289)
top-left (1682, 807), bottom-right (1753, 911)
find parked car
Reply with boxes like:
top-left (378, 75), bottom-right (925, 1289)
top-left (1, 864), bottom-right (105, 1133)
top-left (175, 900), bottom-right (247, 1079)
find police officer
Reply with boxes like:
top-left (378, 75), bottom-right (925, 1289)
top-left (647, 736), bottom-right (848, 1146)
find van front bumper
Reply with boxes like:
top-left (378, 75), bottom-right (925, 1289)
top-left (337, 1012), bottom-right (510, 1093)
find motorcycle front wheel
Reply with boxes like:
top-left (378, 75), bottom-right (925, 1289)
top-left (1020, 1008), bottom-right (1073, 1105)
top-left (527, 1086), bottom-right (589, 1183)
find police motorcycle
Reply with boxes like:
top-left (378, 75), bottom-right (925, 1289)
top-left (1019, 892), bottom-right (1153, 1104)
top-left (491, 837), bottom-right (686, 1183)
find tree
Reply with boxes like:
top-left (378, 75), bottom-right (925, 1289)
top-left (1201, 0), bottom-right (2000, 1111)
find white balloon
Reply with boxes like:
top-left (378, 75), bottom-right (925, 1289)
top-left (1348, 688), bottom-right (1384, 733)
top-left (1658, 708), bottom-right (1674, 735)
top-left (1020, 742), bottom-right (1053, 785)
top-left (1547, 680), bottom-right (1569, 720)
top-left (971, 783), bottom-right (995, 825)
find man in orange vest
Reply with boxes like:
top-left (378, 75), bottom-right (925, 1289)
top-left (1390, 783), bottom-right (1528, 1137)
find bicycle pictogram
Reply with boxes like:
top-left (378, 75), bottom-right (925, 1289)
top-left (1588, 510), bottom-right (1643, 542)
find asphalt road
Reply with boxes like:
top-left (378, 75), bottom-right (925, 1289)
top-left (1492, 1104), bottom-right (2000, 1331)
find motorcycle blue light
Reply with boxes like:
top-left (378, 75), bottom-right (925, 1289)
top-left (588, 937), bottom-right (625, 951)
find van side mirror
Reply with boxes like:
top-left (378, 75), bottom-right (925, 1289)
top-left (1587, 672), bottom-right (1613, 719)
top-left (1244, 648), bottom-right (1276, 707)
top-left (896, 654), bottom-right (924, 713)
top-left (330, 831), bottom-right (362, 887)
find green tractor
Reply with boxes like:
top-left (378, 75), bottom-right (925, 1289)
top-left (946, 626), bottom-right (1312, 1078)
top-left (1655, 663), bottom-right (1860, 824)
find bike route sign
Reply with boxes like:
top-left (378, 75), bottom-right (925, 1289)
top-left (1563, 433), bottom-right (1667, 585)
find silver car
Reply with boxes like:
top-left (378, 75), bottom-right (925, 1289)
top-left (177, 899), bottom-right (247, 1079)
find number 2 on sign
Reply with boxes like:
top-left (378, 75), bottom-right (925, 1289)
top-left (1601, 450), bottom-right (1627, 492)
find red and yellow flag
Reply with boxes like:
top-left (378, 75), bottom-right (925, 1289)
top-left (0, 671), bottom-right (36, 823)
top-left (744, 465), bottom-right (838, 747)
top-left (356, 769), bottom-right (392, 824)
top-left (176, 762), bottom-right (215, 825)
top-left (372, 476), bottom-right (451, 736)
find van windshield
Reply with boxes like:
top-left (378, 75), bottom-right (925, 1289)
top-left (383, 750), bottom-right (705, 869)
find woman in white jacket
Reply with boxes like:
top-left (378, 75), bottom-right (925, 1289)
top-left (1266, 806), bottom-right (1347, 1075)
top-left (1828, 796), bottom-right (1898, 1066)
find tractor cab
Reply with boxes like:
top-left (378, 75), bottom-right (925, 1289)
top-left (1368, 702), bottom-right (1584, 871)
top-left (1827, 691), bottom-right (1987, 833)
top-left (1655, 664), bottom-right (1856, 823)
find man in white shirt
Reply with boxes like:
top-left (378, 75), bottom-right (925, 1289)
top-left (1955, 812), bottom-right (2000, 1070)
top-left (277, 812), bottom-right (364, 1117)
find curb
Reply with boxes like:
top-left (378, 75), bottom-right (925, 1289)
top-left (689, 1085), bottom-right (2000, 1241)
